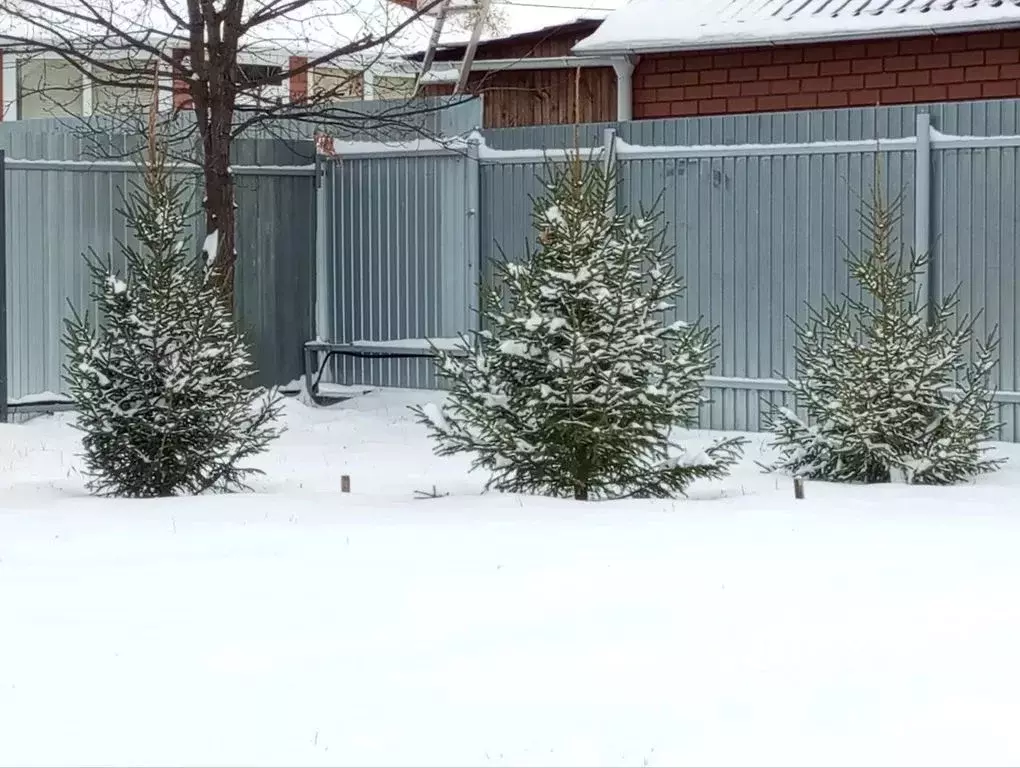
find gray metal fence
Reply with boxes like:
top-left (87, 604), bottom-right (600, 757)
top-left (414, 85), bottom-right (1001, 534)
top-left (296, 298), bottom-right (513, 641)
top-left (0, 124), bottom-right (317, 404)
top-left (0, 97), bottom-right (485, 409)
top-left (317, 98), bottom-right (1020, 441)
top-left (316, 148), bottom-right (476, 389)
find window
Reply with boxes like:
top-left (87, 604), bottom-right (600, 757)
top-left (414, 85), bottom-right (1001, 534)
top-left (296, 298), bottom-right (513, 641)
top-left (18, 58), bottom-right (84, 119)
top-left (311, 67), bottom-right (363, 101)
top-left (237, 63), bottom-right (283, 86)
top-left (236, 62), bottom-right (286, 107)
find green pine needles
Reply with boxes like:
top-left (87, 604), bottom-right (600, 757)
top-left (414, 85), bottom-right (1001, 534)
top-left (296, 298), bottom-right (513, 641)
top-left (63, 146), bottom-right (282, 497)
top-left (413, 159), bottom-right (745, 500)
top-left (765, 178), bottom-right (1002, 484)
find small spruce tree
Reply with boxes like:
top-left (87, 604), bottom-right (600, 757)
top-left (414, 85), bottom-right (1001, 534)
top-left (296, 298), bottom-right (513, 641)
top-left (63, 144), bottom-right (282, 498)
top-left (764, 179), bottom-right (1002, 484)
top-left (412, 159), bottom-right (745, 500)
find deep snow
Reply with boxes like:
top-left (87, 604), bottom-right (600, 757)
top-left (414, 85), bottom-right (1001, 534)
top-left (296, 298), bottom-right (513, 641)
top-left (2, 389), bottom-right (1020, 767)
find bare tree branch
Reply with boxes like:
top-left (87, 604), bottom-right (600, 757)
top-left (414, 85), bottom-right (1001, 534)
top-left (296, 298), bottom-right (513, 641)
top-left (0, 0), bottom-right (487, 301)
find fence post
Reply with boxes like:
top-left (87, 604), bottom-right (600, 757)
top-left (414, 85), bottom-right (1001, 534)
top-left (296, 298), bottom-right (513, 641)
top-left (602, 127), bottom-right (618, 211)
top-left (0, 150), bottom-right (6, 424)
top-left (465, 134), bottom-right (482, 335)
top-left (914, 111), bottom-right (933, 323)
top-left (313, 153), bottom-right (331, 343)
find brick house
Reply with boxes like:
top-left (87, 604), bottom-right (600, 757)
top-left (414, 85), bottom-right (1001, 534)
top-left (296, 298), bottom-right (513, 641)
top-left (572, 0), bottom-right (1020, 119)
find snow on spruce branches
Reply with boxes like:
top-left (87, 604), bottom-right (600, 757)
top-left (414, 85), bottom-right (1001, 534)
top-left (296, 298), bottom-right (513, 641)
top-left (764, 177), bottom-right (1002, 485)
top-left (63, 145), bottom-right (282, 497)
top-left (413, 158), bottom-right (745, 500)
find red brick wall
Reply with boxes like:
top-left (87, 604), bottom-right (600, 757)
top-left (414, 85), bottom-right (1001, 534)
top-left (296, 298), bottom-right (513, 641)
top-left (289, 55), bottom-right (308, 103)
top-left (172, 48), bottom-right (193, 110)
top-left (634, 30), bottom-right (1020, 118)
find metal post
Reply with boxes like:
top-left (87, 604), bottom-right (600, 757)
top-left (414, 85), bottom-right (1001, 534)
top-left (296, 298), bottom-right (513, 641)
top-left (914, 111), bottom-right (933, 323)
top-left (465, 135), bottom-right (482, 336)
top-left (313, 153), bottom-right (331, 343)
top-left (0, 150), bottom-right (7, 423)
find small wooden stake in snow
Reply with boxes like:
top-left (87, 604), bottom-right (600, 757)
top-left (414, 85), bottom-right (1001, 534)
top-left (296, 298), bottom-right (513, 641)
top-left (341, 475), bottom-right (351, 493)
top-left (793, 476), bottom-right (805, 500)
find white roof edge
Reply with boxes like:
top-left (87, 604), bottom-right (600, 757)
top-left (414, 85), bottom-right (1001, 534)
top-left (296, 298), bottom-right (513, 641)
top-left (572, 10), bottom-right (1020, 56)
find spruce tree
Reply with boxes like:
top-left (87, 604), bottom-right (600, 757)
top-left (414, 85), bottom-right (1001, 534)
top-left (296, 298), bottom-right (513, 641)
top-left (412, 159), bottom-right (745, 500)
top-left (63, 145), bottom-right (282, 498)
top-left (764, 180), bottom-right (1002, 484)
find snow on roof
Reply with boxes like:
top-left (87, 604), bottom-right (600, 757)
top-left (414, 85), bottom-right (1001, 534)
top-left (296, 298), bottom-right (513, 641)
top-left (405, 17), bottom-right (604, 60)
top-left (399, 4), bottom-right (617, 59)
top-left (573, 0), bottom-right (1020, 55)
top-left (435, 13), bottom-right (609, 49)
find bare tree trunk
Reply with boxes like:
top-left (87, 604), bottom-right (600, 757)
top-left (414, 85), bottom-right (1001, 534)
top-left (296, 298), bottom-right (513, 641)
top-left (201, 115), bottom-right (237, 306)
top-left (189, 0), bottom-right (242, 309)
top-left (0, 0), bottom-right (462, 310)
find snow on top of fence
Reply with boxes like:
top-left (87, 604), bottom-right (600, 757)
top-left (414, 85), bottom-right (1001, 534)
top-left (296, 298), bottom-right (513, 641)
top-left (3, 158), bottom-right (316, 175)
top-left (7, 127), bottom-right (1020, 174)
top-left (318, 126), bottom-right (1020, 163)
top-left (612, 134), bottom-right (919, 159)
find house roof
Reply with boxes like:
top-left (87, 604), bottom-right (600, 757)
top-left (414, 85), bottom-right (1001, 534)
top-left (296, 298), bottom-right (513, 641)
top-left (572, 0), bottom-right (1020, 56)
top-left (404, 18), bottom-right (604, 61)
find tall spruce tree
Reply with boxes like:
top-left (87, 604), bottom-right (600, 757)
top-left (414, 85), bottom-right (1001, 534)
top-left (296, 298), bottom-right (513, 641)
top-left (63, 144), bottom-right (282, 498)
top-left (764, 179), bottom-right (1002, 484)
top-left (412, 159), bottom-right (745, 500)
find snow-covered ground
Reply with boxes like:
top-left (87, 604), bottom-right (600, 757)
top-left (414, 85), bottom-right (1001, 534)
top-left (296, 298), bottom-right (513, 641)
top-left (3, 389), bottom-right (1020, 767)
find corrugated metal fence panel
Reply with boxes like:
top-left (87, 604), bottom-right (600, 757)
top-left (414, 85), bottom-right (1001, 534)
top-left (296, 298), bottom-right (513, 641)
top-left (320, 151), bottom-right (471, 389)
top-left (473, 146), bottom-right (916, 433)
top-left (4, 150), bottom-right (205, 400)
top-left (232, 138), bottom-right (316, 389)
top-left (934, 143), bottom-right (1020, 441)
top-left (618, 146), bottom-right (915, 431)
top-left (479, 160), bottom-right (552, 287)
top-left (2, 126), bottom-right (313, 400)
